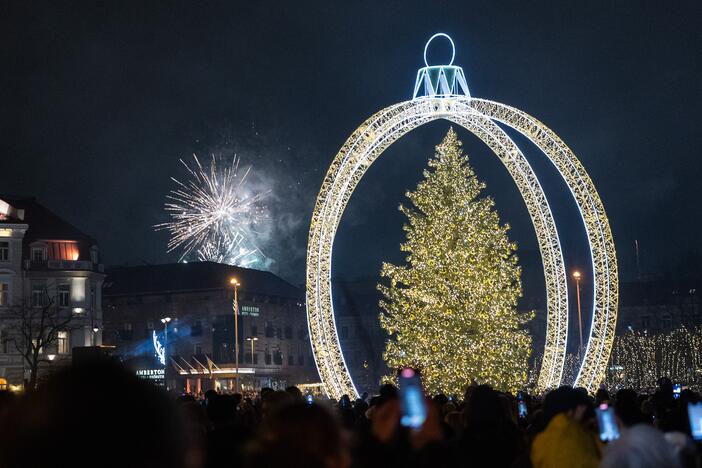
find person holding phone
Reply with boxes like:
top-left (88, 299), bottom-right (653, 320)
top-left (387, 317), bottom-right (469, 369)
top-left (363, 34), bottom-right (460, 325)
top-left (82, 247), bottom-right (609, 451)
top-left (353, 372), bottom-right (451, 467)
top-left (458, 385), bottom-right (525, 467)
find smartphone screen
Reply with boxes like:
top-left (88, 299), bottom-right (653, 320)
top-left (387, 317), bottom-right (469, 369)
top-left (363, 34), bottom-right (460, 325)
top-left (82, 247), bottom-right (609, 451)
top-left (688, 402), bottom-right (702, 440)
top-left (596, 403), bottom-right (620, 441)
top-left (673, 384), bottom-right (681, 399)
top-left (518, 401), bottom-right (528, 419)
top-left (398, 367), bottom-right (427, 429)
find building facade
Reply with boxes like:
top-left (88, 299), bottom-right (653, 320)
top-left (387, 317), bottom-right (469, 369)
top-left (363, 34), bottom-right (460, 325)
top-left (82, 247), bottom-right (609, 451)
top-left (102, 262), bottom-right (319, 394)
top-left (332, 278), bottom-right (388, 395)
top-left (0, 197), bottom-right (105, 387)
top-left (616, 280), bottom-right (700, 334)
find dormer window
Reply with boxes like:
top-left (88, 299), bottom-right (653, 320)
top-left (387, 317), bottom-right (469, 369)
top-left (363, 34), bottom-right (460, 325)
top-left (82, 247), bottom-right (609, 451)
top-left (31, 247), bottom-right (46, 262)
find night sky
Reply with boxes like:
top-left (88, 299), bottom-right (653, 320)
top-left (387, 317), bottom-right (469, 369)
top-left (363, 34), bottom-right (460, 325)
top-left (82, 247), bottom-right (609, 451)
top-left (1, 0), bottom-right (701, 295)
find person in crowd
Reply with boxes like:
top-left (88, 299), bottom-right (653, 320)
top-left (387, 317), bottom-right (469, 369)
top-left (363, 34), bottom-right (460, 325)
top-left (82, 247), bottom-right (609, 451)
top-left (601, 424), bottom-right (682, 468)
top-left (530, 386), bottom-right (601, 468)
top-left (615, 388), bottom-right (647, 426)
top-left (0, 362), bottom-right (187, 468)
top-left (3, 360), bottom-right (702, 468)
top-left (244, 402), bottom-right (351, 468)
top-left (285, 385), bottom-right (304, 401)
top-left (595, 388), bottom-right (610, 405)
top-left (456, 384), bottom-right (524, 467)
top-left (260, 389), bottom-right (294, 420)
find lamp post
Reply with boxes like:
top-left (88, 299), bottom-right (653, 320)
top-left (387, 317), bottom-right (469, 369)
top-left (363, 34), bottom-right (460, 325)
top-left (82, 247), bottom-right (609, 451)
top-left (246, 337), bottom-right (258, 363)
top-left (573, 271), bottom-right (583, 354)
top-left (160, 317), bottom-right (171, 391)
top-left (92, 326), bottom-right (99, 346)
top-left (161, 317), bottom-right (171, 361)
top-left (229, 278), bottom-right (240, 393)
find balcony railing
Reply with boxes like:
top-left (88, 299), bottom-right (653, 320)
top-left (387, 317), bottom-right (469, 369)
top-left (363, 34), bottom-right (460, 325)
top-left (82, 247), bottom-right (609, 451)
top-left (25, 260), bottom-right (104, 273)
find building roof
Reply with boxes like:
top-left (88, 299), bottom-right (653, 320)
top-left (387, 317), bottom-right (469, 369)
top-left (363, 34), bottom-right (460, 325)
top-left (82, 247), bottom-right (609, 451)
top-left (0, 196), bottom-right (97, 245)
top-left (104, 261), bottom-right (302, 300)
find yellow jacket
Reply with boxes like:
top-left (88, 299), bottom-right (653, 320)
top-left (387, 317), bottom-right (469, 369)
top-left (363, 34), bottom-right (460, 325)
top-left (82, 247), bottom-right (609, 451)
top-left (531, 413), bottom-right (601, 468)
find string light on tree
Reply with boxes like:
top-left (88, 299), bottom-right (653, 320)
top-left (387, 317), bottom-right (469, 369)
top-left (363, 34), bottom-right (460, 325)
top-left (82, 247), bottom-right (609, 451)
top-left (378, 129), bottom-right (532, 395)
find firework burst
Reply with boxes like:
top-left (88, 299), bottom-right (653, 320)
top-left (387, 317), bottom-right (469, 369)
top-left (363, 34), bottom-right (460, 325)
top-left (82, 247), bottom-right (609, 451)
top-left (155, 154), bottom-right (269, 267)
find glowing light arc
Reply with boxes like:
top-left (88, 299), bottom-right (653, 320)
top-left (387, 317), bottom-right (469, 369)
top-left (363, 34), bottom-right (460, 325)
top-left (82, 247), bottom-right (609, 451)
top-left (305, 36), bottom-right (618, 398)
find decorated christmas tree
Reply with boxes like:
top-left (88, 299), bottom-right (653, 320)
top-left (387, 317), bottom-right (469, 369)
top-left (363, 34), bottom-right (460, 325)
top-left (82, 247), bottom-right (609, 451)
top-left (378, 128), bottom-right (532, 394)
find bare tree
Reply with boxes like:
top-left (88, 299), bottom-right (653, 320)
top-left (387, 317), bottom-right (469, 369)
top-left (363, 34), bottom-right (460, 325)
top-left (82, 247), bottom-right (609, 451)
top-left (3, 290), bottom-right (76, 391)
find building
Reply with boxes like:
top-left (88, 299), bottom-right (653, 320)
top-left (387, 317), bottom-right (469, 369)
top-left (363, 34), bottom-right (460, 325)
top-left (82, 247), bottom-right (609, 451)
top-left (102, 262), bottom-right (319, 394)
top-left (616, 280), bottom-right (700, 334)
top-left (0, 196), bottom-right (105, 387)
top-left (332, 278), bottom-right (388, 395)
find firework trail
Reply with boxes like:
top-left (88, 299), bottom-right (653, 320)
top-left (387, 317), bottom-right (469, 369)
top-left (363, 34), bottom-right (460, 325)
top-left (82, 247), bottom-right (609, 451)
top-left (155, 154), bottom-right (269, 267)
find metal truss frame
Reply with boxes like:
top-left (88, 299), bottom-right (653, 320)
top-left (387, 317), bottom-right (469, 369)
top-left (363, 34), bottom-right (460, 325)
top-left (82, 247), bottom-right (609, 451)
top-left (306, 97), bottom-right (618, 398)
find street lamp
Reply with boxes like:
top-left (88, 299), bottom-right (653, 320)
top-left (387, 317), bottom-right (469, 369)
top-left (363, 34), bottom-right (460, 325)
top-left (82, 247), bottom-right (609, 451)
top-left (161, 317), bottom-right (171, 360)
top-left (573, 270), bottom-right (583, 354)
top-left (246, 336), bottom-right (258, 363)
top-left (92, 326), bottom-right (100, 346)
top-left (47, 354), bottom-right (56, 362)
top-left (229, 278), bottom-right (241, 393)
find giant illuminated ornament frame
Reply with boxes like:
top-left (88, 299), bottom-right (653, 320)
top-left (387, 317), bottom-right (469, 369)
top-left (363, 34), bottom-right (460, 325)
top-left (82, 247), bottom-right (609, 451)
top-left (306, 34), bottom-right (618, 397)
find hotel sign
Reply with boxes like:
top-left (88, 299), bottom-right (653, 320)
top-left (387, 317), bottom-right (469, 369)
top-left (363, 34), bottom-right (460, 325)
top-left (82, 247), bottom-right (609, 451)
top-left (136, 368), bottom-right (165, 382)
top-left (240, 305), bottom-right (259, 317)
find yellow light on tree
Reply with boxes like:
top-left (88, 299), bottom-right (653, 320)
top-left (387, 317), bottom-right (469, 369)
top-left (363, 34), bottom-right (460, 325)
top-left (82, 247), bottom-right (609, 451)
top-left (378, 128), bottom-right (532, 395)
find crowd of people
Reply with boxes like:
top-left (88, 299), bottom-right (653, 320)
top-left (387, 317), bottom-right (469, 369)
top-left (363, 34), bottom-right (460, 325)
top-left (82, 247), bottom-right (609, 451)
top-left (0, 362), bottom-right (700, 468)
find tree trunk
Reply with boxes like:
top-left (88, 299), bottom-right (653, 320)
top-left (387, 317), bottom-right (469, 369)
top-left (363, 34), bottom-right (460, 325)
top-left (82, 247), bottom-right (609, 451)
top-left (27, 352), bottom-right (40, 392)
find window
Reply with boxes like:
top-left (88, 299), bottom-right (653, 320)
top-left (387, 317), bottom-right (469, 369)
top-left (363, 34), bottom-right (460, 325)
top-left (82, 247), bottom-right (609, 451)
top-left (298, 354), bottom-right (304, 366)
top-left (265, 322), bottom-right (274, 338)
top-left (31, 247), bottom-right (45, 262)
top-left (31, 339), bottom-right (43, 354)
top-left (661, 315), bottom-right (672, 330)
top-left (120, 322), bottom-right (133, 341)
top-left (194, 343), bottom-right (202, 355)
top-left (58, 284), bottom-right (70, 307)
top-left (191, 320), bottom-right (202, 337)
top-left (273, 350), bottom-right (283, 365)
top-left (251, 325), bottom-right (258, 336)
top-left (641, 316), bottom-right (651, 329)
top-left (58, 331), bottom-right (70, 354)
top-left (288, 354), bottom-right (295, 366)
top-left (31, 288), bottom-right (44, 307)
top-left (284, 326), bottom-right (293, 339)
top-left (0, 242), bottom-right (8, 261)
top-left (265, 348), bottom-right (272, 365)
top-left (276, 328), bottom-right (282, 339)
top-left (0, 282), bottom-right (8, 306)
